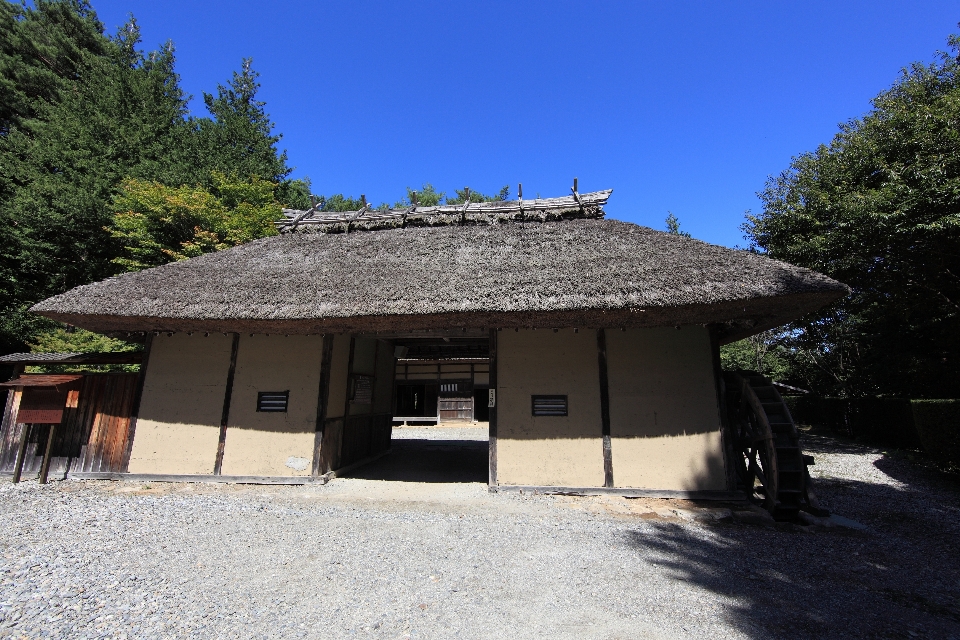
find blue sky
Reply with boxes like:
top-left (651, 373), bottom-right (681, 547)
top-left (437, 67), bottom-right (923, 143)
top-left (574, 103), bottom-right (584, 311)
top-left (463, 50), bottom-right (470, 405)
top-left (90, 1), bottom-right (958, 247)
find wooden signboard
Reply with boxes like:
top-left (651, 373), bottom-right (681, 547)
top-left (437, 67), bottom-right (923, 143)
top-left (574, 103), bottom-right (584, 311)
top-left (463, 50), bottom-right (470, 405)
top-left (17, 387), bottom-right (68, 424)
top-left (351, 375), bottom-right (373, 405)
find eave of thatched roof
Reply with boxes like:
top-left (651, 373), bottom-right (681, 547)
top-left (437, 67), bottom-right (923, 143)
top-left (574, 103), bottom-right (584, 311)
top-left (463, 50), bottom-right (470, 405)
top-left (31, 217), bottom-right (848, 342)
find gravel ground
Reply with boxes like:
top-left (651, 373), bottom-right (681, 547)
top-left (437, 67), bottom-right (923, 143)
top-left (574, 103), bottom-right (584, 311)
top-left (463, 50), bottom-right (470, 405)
top-left (0, 429), bottom-right (957, 639)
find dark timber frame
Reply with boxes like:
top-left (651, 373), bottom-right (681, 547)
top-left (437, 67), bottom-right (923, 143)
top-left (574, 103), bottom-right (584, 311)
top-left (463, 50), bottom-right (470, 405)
top-left (709, 324), bottom-right (738, 492)
top-left (213, 332), bottom-right (240, 475)
top-left (488, 328), bottom-right (498, 488)
top-left (312, 334), bottom-right (335, 476)
top-left (597, 329), bottom-right (614, 488)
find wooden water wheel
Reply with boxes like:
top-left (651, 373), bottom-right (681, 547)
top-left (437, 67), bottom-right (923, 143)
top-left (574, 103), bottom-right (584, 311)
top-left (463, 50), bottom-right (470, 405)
top-left (723, 371), bottom-right (827, 521)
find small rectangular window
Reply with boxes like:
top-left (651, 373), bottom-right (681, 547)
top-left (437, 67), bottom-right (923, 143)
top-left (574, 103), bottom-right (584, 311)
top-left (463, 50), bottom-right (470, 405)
top-left (257, 391), bottom-right (289, 412)
top-left (532, 395), bottom-right (568, 416)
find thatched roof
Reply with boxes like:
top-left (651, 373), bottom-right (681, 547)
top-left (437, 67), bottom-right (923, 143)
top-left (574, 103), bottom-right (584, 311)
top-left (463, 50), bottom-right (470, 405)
top-left (31, 197), bottom-right (848, 342)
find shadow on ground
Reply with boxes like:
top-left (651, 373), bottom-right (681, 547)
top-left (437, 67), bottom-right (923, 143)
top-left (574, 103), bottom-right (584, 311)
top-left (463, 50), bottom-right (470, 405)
top-left (621, 432), bottom-right (960, 639)
top-left (338, 439), bottom-right (488, 483)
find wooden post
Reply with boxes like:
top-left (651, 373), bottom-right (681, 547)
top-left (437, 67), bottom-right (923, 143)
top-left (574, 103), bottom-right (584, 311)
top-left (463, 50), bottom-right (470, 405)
top-left (38, 423), bottom-right (56, 484)
top-left (11, 422), bottom-right (30, 484)
top-left (213, 332), bottom-right (241, 475)
top-left (312, 334), bottom-right (335, 476)
top-left (597, 329), bottom-right (614, 488)
top-left (488, 328), bottom-right (498, 488)
top-left (709, 324), bottom-right (738, 492)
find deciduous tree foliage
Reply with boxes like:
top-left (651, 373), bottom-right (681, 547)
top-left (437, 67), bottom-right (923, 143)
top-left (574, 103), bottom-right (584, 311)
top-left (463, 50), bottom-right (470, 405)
top-left (744, 33), bottom-right (960, 398)
top-left (109, 173), bottom-right (281, 271)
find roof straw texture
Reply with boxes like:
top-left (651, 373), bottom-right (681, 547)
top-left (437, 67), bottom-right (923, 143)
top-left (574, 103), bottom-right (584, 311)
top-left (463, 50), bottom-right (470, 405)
top-left (32, 218), bottom-right (847, 340)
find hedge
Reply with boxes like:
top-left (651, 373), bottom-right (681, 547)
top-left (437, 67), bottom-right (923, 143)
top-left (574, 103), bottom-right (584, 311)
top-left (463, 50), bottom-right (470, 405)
top-left (784, 396), bottom-right (921, 449)
top-left (911, 400), bottom-right (960, 467)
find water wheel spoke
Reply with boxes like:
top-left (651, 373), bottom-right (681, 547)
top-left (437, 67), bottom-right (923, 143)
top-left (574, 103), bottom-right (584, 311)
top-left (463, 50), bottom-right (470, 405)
top-left (724, 370), bottom-right (811, 521)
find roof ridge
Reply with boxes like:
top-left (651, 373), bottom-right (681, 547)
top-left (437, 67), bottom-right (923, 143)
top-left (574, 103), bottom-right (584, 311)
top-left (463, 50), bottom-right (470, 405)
top-left (277, 189), bottom-right (613, 233)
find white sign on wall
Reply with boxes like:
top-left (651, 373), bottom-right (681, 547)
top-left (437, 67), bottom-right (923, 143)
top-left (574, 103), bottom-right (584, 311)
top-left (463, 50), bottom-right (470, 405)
top-left (488, 389), bottom-right (496, 408)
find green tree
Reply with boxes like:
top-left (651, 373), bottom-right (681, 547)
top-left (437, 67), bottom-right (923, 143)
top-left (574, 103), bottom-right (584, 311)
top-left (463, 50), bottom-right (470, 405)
top-left (719, 330), bottom-right (791, 381)
top-left (664, 212), bottom-right (691, 237)
top-left (0, 2), bottom-right (294, 356)
top-left (444, 185), bottom-right (510, 205)
top-left (109, 173), bottom-right (281, 271)
top-left (0, 0), bottom-right (108, 136)
top-left (744, 32), bottom-right (960, 397)
top-left (27, 326), bottom-right (140, 372)
top-left (0, 12), bottom-right (189, 352)
top-left (193, 58), bottom-right (290, 184)
top-left (394, 183), bottom-right (445, 208)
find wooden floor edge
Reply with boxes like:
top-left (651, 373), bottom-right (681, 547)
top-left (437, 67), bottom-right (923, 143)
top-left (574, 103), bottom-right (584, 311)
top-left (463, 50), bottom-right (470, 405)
top-left (490, 485), bottom-right (746, 500)
top-left (57, 472), bottom-right (328, 485)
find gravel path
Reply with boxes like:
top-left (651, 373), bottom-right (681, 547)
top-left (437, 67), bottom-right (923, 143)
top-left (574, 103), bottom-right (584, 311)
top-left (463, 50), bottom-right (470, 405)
top-left (0, 429), bottom-right (957, 639)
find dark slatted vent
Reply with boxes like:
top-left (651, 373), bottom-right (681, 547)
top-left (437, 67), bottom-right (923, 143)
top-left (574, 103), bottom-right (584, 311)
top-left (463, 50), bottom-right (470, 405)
top-left (532, 395), bottom-right (568, 416)
top-left (257, 391), bottom-right (289, 412)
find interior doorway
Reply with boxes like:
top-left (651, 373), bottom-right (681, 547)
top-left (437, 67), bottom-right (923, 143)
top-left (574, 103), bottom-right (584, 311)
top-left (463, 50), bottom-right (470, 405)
top-left (394, 383), bottom-right (438, 424)
top-left (336, 331), bottom-right (491, 484)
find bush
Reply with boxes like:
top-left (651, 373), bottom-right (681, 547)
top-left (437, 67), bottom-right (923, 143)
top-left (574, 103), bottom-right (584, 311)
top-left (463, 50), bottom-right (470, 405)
top-left (849, 398), bottom-right (920, 449)
top-left (785, 396), bottom-right (921, 448)
top-left (911, 400), bottom-right (960, 466)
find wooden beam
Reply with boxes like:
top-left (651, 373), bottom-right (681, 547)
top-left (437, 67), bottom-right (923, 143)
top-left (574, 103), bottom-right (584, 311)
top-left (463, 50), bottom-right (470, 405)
top-left (312, 334), bottom-right (335, 476)
top-left (67, 472), bottom-right (330, 485)
top-left (213, 333), bottom-right (240, 475)
top-left (709, 324), bottom-right (738, 492)
top-left (492, 484), bottom-right (745, 501)
top-left (488, 328), bottom-right (498, 488)
top-left (597, 329), bottom-right (614, 488)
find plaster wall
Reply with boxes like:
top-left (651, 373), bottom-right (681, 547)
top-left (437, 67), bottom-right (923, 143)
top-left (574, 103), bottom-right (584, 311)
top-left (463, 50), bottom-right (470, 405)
top-left (219, 335), bottom-right (324, 476)
top-left (128, 333), bottom-right (231, 474)
top-left (606, 326), bottom-right (726, 490)
top-left (496, 329), bottom-right (604, 487)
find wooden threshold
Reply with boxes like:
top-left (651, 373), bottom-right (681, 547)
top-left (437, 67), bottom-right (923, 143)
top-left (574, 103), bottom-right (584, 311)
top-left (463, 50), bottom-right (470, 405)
top-left (491, 484), bottom-right (745, 501)
top-left (62, 472), bottom-right (328, 485)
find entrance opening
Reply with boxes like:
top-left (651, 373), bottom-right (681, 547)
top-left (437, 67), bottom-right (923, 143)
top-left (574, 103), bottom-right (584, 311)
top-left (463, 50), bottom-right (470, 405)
top-left (336, 332), bottom-right (490, 484)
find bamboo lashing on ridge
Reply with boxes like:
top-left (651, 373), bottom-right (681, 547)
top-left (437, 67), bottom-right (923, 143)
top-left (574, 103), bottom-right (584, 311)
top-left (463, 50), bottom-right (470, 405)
top-left (277, 188), bottom-right (613, 232)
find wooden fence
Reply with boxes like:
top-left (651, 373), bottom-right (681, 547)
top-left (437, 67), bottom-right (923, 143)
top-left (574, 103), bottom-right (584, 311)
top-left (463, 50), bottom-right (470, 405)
top-left (0, 373), bottom-right (139, 478)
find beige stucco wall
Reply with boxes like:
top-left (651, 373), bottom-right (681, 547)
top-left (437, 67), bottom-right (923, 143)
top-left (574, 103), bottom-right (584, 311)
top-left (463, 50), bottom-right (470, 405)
top-left (606, 327), bottom-right (726, 490)
top-left (128, 333), bottom-right (232, 474)
top-left (496, 329), bottom-right (604, 487)
top-left (219, 335), bottom-right (324, 476)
